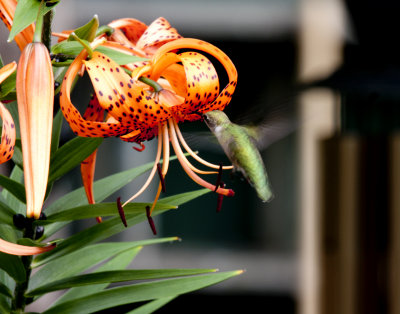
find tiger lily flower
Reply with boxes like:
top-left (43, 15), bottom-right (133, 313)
top-left (17, 42), bottom-right (54, 219)
top-left (0, 0), bottom-right (34, 50)
top-left (0, 61), bottom-right (17, 164)
top-left (60, 35), bottom-right (237, 214)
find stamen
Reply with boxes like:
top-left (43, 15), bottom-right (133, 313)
top-left (132, 142), bottom-right (146, 152)
top-left (122, 125), bottom-right (163, 207)
top-left (172, 118), bottom-right (233, 171)
top-left (168, 119), bottom-right (235, 197)
top-left (149, 182), bottom-right (163, 216)
top-left (157, 163), bottom-right (166, 193)
top-left (214, 164), bottom-right (223, 192)
top-left (117, 197), bottom-right (127, 227)
top-left (146, 206), bottom-right (157, 235)
top-left (216, 182), bottom-right (226, 213)
top-left (96, 217), bottom-right (103, 223)
top-left (161, 122), bottom-right (170, 176)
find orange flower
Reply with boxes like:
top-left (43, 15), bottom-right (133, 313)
top-left (0, 62), bottom-right (16, 164)
top-left (17, 42), bottom-right (54, 219)
top-left (0, 0), bottom-right (34, 50)
top-left (60, 35), bottom-right (238, 213)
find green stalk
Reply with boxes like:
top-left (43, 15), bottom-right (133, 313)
top-left (42, 9), bottom-right (54, 51)
top-left (139, 76), bottom-right (163, 93)
top-left (33, 0), bottom-right (46, 43)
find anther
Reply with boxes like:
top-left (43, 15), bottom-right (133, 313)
top-left (216, 181), bottom-right (226, 212)
top-left (116, 197), bottom-right (128, 227)
top-left (214, 163), bottom-right (223, 192)
top-left (157, 163), bottom-right (166, 192)
top-left (132, 142), bottom-right (146, 152)
top-left (34, 226), bottom-right (45, 240)
top-left (146, 206), bottom-right (157, 235)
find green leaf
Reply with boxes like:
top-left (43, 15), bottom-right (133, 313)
top-left (0, 201), bottom-right (15, 226)
top-left (158, 188), bottom-right (211, 206)
top-left (50, 110), bottom-right (64, 159)
top-left (28, 269), bottom-right (217, 296)
top-left (95, 46), bottom-right (148, 65)
top-left (8, 0), bottom-right (60, 42)
top-left (42, 202), bottom-right (176, 223)
top-left (0, 175), bottom-right (26, 204)
top-left (0, 252), bottom-right (26, 283)
top-left (48, 137), bottom-right (103, 183)
top-left (43, 270), bottom-right (243, 314)
top-left (30, 238), bottom-right (178, 288)
top-left (0, 70), bottom-right (16, 100)
top-left (51, 41), bottom-right (148, 65)
top-left (1, 166), bottom-right (25, 215)
top-left (0, 282), bottom-right (12, 298)
top-left (52, 247), bottom-right (141, 306)
top-left (0, 295), bottom-right (11, 313)
top-left (68, 15), bottom-right (99, 42)
top-left (33, 207), bottom-right (176, 267)
top-left (126, 296), bottom-right (177, 314)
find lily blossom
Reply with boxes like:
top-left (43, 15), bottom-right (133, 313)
top-left (60, 35), bottom-right (238, 212)
top-left (17, 42), bottom-right (54, 219)
top-left (0, 61), bottom-right (16, 164)
top-left (0, 0), bottom-right (34, 50)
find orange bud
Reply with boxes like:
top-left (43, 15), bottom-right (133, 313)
top-left (16, 42), bottom-right (54, 219)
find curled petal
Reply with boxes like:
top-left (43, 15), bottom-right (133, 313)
top-left (136, 17), bottom-right (182, 52)
top-left (0, 61), bottom-right (16, 83)
top-left (60, 50), bottom-right (131, 138)
top-left (108, 18), bottom-right (148, 44)
top-left (83, 51), bottom-right (172, 130)
top-left (0, 238), bottom-right (55, 256)
top-left (0, 0), bottom-right (34, 50)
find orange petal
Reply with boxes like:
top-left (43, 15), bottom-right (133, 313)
top-left (0, 102), bottom-right (15, 164)
top-left (0, 61), bottom-right (16, 83)
top-left (153, 38), bottom-right (238, 114)
top-left (136, 17), bottom-right (182, 52)
top-left (83, 51), bottom-right (172, 130)
top-left (0, 238), bottom-right (55, 256)
top-left (108, 18), bottom-right (148, 44)
top-left (59, 50), bottom-right (131, 138)
top-left (0, 0), bottom-right (34, 50)
top-left (17, 43), bottom-right (54, 219)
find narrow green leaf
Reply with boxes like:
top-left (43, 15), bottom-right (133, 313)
top-left (0, 295), bottom-right (11, 313)
top-left (1, 165), bottom-right (25, 215)
top-left (95, 46), bottom-right (148, 65)
top-left (158, 188), bottom-right (211, 206)
top-left (28, 269), bottom-right (217, 296)
top-left (51, 41), bottom-right (148, 65)
top-left (0, 252), bottom-right (26, 283)
top-left (42, 202), bottom-right (176, 223)
top-left (8, 0), bottom-right (60, 42)
top-left (68, 15), bottom-right (99, 42)
top-left (127, 296), bottom-right (177, 314)
top-left (0, 282), bottom-right (12, 298)
top-left (50, 110), bottom-right (64, 159)
top-left (0, 175), bottom-right (26, 204)
top-left (0, 224), bottom-right (17, 243)
top-left (48, 137), bottom-right (103, 183)
top-left (43, 271), bottom-right (243, 314)
top-left (52, 248), bottom-right (141, 306)
top-left (0, 201), bottom-right (15, 226)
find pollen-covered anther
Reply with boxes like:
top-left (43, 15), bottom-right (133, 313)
top-left (146, 205), bottom-right (157, 235)
top-left (116, 197), bottom-right (128, 227)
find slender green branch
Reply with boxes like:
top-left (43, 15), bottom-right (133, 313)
top-left (139, 76), bottom-right (163, 93)
top-left (33, 0), bottom-right (46, 43)
top-left (42, 9), bottom-right (54, 51)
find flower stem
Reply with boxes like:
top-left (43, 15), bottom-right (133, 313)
top-left (41, 9), bottom-right (54, 51)
top-left (33, 1), bottom-right (46, 43)
top-left (139, 76), bottom-right (163, 93)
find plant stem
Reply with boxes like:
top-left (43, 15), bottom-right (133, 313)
top-left (11, 221), bottom-right (36, 312)
top-left (33, 1), bottom-right (45, 43)
top-left (42, 9), bottom-right (54, 51)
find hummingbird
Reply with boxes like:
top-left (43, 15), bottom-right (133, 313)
top-left (203, 110), bottom-right (275, 202)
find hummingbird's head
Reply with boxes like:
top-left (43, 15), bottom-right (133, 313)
top-left (203, 110), bottom-right (231, 130)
